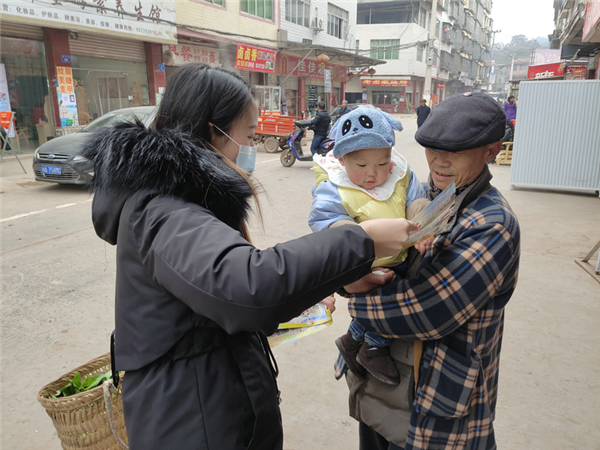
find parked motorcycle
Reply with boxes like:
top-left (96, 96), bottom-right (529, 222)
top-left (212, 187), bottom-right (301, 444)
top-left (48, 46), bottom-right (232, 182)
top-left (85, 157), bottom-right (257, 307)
top-left (280, 120), bottom-right (334, 167)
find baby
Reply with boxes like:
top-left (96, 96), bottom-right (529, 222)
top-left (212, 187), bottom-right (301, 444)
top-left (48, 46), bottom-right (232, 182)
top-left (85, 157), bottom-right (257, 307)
top-left (309, 106), bottom-right (430, 385)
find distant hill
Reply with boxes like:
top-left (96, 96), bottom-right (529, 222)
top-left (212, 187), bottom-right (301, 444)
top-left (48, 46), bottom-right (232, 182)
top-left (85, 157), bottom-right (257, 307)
top-left (493, 34), bottom-right (550, 65)
top-left (535, 36), bottom-right (550, 45)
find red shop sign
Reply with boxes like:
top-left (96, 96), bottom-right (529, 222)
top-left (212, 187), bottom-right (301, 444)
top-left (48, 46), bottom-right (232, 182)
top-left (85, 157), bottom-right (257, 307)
top-left (235, 44), bottom-right (277, 73)
top-left (277, 55), bottom-right (347, 82)
top-left (361, 79), bottom-right (410, 87)
top-left (527, 62), bottom-right (565, 79)
top-left (0, 111), bottom-right (13, 131)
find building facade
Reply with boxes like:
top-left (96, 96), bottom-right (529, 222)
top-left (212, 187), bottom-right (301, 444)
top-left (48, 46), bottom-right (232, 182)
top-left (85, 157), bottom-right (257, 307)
top-left (350, 0), bottom-right (493, 113)
top-left (1, 0), bottom-right (177, 152)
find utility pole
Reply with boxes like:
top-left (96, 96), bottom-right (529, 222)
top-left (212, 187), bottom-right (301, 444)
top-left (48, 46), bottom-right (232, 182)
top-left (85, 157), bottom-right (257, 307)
top-left (489, 29), bottom-right (501, 92)
top-left (508, 54), bottom-right (515, 96)
top-left (423, 0), bottom-right (438, 102)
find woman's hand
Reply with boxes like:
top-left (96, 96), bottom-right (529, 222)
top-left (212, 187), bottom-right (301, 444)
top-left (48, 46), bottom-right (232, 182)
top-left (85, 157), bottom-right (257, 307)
top-left (359, 218), bottom-right (418, 258)
top-left (320, 295), bottom-right (336, 314)
top-left (344, 268), bottom-right (396, 294)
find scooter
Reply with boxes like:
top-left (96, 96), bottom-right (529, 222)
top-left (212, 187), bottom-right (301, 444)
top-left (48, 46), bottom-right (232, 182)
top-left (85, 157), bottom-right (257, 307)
top-left (280, 120), bottom-right (334, 167)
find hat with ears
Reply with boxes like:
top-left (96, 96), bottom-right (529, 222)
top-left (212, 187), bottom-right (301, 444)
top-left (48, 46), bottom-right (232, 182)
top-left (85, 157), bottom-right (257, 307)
top-left (332, 107), bottom-right (403, 159)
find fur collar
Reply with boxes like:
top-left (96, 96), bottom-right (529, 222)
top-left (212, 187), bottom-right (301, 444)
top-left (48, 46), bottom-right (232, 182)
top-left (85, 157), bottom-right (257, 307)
top-left (80, 120), bottom-right (254, 232)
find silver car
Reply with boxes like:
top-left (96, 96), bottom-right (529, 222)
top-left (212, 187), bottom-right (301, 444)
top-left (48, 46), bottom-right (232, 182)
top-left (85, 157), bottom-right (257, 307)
top-left (33, 106), bottom-right (156, 185)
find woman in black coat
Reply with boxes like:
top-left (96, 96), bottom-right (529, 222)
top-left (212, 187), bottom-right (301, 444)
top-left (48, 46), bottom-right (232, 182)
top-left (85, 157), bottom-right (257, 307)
top-left (81, 63), bottom-right (415, 450)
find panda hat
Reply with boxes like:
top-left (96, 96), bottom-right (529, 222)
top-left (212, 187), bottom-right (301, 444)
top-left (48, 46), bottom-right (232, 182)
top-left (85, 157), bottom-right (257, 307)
top-left (332, 106), bottom-right (403, 159)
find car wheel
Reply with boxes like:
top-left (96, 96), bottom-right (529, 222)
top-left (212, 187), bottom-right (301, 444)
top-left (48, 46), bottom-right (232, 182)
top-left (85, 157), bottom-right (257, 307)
top-left (280, 149), bottom-right (296, 167)
top-left (264, 136), bottom-right (280, 153)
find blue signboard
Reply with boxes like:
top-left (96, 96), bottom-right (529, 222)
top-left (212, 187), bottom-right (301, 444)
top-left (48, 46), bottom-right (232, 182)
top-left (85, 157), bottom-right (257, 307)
top-left (158, 64), bottom-right (165, 71)
top-left (61, 55), bottom-right (71, 63)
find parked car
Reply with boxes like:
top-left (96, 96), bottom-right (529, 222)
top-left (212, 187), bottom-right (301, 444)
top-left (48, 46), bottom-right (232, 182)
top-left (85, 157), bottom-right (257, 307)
top-left (33, 106), bottom-right (156, 185)
top-left (329, 103), bottom-right (377, 125)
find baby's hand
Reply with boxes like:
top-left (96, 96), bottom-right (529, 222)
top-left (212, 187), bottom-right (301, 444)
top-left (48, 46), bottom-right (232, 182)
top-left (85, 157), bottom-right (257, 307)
top-left (415, 236), bottom-right (435, 255)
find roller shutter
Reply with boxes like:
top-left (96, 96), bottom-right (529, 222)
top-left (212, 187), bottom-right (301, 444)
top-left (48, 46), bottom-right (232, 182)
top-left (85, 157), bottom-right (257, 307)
top-left (0, 22), bottom-right (44, 40)
top-left (68, 32), bottom-right (146, 62)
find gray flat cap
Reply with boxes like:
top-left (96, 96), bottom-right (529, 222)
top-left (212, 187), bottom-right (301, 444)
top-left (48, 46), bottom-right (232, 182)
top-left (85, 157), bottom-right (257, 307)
top-left (415, 92), bottom-right (506, 152)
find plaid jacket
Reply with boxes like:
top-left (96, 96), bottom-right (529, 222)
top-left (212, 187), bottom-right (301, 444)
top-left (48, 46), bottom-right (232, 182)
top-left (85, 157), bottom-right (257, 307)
top-left (348, 168), bottom-right (520, 450)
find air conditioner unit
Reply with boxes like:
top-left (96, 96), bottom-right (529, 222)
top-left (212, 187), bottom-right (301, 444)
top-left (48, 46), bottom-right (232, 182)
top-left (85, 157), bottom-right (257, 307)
top-left (313, 17), bottom-right (324, 34)
top-left (163, 50), bottom-right (176, 66)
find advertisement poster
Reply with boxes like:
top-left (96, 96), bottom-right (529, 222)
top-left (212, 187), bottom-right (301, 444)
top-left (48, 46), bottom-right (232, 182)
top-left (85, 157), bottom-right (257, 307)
top-left (235, 44), bottom-right (276, 73)
top-left (0, 64), bottom-right (15, 137)
top-left (162, 44), bottom-right (219, 66)
top-left (56, 66), bottom-right (79, 127)
top-left (527, 62), bottom-right (565, 79)
top-left (565, 65), bottom-right (588, 80)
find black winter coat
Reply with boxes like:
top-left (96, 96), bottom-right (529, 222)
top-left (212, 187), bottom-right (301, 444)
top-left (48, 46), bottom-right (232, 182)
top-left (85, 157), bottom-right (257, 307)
top-left (81, 121), bottom-right (376, 450)
top-left (309, 110), bottom-right (331, 136)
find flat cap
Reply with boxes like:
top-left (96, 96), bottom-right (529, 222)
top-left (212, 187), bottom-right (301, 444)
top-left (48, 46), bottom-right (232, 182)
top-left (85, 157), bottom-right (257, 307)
top-left (415, 92), bottom-right (506, 152)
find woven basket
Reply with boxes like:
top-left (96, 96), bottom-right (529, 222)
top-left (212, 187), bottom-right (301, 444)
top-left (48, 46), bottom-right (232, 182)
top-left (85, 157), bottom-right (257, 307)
top-left (37, 353), bottom-right (128, 450)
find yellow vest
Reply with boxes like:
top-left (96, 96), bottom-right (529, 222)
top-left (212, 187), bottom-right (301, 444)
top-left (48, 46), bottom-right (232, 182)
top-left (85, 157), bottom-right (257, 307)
top-left (315, 164), bottom-right (411, 268)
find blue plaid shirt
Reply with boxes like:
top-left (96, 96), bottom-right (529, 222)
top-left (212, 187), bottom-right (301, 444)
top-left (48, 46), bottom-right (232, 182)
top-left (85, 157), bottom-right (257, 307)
top-left (343, 171), bottom-right (520, 449)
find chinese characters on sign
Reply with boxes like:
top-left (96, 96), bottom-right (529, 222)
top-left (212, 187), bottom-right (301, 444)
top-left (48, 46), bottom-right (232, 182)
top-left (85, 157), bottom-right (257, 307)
top-left (277, 55), bottom-right (346, 82)
top-left (361, 79), bottom-right (410, 87)
top-left (235, 45), bottom-right (277, 73)
top-left (1, 0), bottom-right (176, 43)
top-left (162, 44), bottom-right (219, 66)
top-left (527, 63), bottom-right (565, 79)
top-left (56, 66), bottom-right (79, 127)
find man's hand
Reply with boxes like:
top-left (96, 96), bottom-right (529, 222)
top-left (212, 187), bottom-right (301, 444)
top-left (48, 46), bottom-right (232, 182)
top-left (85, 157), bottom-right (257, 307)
top-left (359, 219), bottom-right (418, 258)
top-left (414, 236), bottom-right (435, 255)
top-left (320, 296), bottom-right (336, 314)
top-left (344, 268), bottom-right (396, 294)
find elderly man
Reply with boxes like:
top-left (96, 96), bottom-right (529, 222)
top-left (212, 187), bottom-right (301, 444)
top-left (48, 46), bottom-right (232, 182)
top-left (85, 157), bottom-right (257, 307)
top-left (339, 93), bottom-right (521, 450)
top-left (339, 99), bottom-right (351, 118)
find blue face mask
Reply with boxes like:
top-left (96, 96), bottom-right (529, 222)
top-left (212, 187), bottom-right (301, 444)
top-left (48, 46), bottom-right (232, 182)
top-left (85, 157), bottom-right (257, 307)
top-left (213, 124), bottom-right (257, 173)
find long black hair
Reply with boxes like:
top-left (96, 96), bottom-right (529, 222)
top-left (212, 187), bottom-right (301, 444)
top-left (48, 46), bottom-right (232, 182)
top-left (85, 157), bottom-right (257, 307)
top-left (155, 63), bottom-right (254, 145)
top-left (154, 63), bottom-right (262, 240)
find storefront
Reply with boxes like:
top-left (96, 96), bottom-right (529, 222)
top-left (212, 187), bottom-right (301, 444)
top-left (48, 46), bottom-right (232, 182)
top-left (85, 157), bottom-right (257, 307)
top-left (1, 0), bottom-right (176, 149)
top-left (361, 78), bottom-right (411, 114)
top-left (0, 24), bottom-right (51, 152)
top-left (234, 43), bottom-right (280, 113)
top-left (277, 54), bottom-right (347, 116)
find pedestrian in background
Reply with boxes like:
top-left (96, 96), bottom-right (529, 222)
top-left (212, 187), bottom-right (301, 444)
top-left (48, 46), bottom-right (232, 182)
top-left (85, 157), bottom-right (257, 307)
top-left (309, 100), bottom-right (331, 155)
top-left (415, 99), bottom-right (431, 128)
top-left (503, 95), bottom-right (517, 120)
top-left (80, 63), bottom-right (416, 450)
top-left (339, 99), bottom-right (351, 118)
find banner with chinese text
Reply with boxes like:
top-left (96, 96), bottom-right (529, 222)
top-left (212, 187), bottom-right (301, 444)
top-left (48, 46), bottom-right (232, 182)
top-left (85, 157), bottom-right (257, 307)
top-left (1, 0), bottom-right (176, 44)
top-left (361, 79), bottom-right (410, 87)
top-left (277, 55), bottom-right (347, 82)
top-left (527, 63), bottom-right (565, 79)
top-left (235, 45), bottom-right (276, 73)
top-left (56, 66), bottom-right (79, 127)
top-left (162, 44), bottom-right (219, 66)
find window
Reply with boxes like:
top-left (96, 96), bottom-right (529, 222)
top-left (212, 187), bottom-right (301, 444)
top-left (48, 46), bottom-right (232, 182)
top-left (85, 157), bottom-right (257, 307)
top-left (327, 3), bottom-right (349, 39)
top-left (370, 40), bottom-right (400, 60)
top-left (202, 0), bottom-right (223, 5)
top-left (372, 90), bottom-right (400, 105)
top-left (417, 44), bottom-right (423, 62)
top-left (355, 39), bottom-right (360, 54)
top-left (285, 0), bottom-right (310, 27)
top-left (241, 0), bottom-right (273, 20)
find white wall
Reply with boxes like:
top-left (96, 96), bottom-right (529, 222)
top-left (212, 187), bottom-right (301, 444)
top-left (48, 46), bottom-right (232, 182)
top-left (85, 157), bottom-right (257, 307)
top-left (356, 22), bottom-right (428, 77)
top-left (279, 0), bottom-right (357, 50)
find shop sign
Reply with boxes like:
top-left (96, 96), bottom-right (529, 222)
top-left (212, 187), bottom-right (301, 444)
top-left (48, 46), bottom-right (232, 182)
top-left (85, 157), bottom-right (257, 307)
top-left (565, 65), bottom-right (588, 80)
top-left (361, 79), bottom-right (410, 87)
top-left (162, 44), bottom-right (219, 66)
top-left (527, 62), bottom-right (565, 79)
top-left (530, 49), bottom-right (561, 66)
top-left (56, 66), bottom-right (79, 127)
top-left (324, 70), bottom-right (332, 93)
top-left (0, 64), bottom-right (15, 137)
top-left (277, 55), bottom-right (346, 82)
top-left (1, 0), bottom-right (177, 44)
top-left (583, 0), bottom-right (600, 42)
top-left (235, 45), bottom-right (276, 73)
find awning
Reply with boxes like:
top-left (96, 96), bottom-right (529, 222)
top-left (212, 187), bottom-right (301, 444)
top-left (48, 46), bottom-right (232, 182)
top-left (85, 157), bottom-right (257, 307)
top-left (279, 42), bottom-right (386, 69)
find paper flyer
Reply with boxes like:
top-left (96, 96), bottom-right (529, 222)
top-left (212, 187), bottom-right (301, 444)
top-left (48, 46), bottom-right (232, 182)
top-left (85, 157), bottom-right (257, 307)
top-left (404, 181), bottom-right (456, 248)
top-left (268, 303), bottom-right (333, 348)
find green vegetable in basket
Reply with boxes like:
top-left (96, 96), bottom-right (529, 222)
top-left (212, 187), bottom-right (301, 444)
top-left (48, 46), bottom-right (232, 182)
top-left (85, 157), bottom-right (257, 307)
top-left (52, 370), bottom-right (113, 398)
